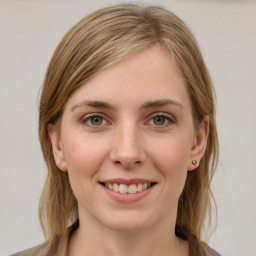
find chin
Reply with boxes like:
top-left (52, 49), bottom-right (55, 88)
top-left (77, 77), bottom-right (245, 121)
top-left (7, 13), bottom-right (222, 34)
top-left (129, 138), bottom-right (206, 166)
top-left (100, 211), bottom-right (155, 233)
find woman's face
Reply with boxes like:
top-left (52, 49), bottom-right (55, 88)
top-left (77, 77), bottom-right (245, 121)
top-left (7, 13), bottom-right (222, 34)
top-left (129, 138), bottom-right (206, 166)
top-left (49, 45), bottom-right (208, 232)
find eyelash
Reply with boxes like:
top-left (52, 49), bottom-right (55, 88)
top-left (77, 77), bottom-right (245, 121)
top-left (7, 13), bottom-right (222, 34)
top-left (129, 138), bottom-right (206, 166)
top-left (81, 113), bottom-right (109, 127)
top-left (81, 112), bottom-right (175, 128)
top-left (147, 113), bottom-right (175, 127)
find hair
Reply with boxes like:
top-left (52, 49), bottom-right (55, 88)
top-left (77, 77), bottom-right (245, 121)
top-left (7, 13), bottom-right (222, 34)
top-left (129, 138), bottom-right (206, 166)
top-left (38, 3), bottom-right (218, 252)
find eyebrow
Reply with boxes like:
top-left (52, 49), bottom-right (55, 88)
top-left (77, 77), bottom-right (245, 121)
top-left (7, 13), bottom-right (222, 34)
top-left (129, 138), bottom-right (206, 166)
top-left (71, 100), bottom-right (113, 111)
top-left (140, 99), bottom-right (184, 110)
top-left (71, 99), bottom-right (184, 111)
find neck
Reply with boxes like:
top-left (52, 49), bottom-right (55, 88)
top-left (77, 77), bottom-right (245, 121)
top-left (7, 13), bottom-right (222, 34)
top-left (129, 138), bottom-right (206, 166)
top-left (68, 211), bottom-right (189, 256)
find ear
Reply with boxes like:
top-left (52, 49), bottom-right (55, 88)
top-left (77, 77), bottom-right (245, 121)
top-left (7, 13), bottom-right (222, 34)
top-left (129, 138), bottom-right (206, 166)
top-left (187, 116), bottom-right (209, 171)
top-left (48, 124), bottom-right (68, 172)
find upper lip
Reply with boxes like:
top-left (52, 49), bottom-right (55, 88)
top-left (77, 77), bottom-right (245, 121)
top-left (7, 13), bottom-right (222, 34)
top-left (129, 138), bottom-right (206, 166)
top-left (99, 178), bottom-right (156, 185)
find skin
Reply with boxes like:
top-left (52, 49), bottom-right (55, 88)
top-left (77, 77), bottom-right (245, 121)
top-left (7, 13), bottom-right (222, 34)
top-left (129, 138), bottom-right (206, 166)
top-left (49, 45), bottom-right (209, 256)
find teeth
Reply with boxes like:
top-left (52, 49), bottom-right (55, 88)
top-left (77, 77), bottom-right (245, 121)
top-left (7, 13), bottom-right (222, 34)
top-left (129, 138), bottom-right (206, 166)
top-left (104, 182), bottom-right (153, 194)
top-left (142, 183), bottom-right (148, 190)
top-left (113, 183), bottom-right (119, 192)
top-left (128, 184), bottom-right (137, 194)
top-left (119, 184), bottom-right (128, 194)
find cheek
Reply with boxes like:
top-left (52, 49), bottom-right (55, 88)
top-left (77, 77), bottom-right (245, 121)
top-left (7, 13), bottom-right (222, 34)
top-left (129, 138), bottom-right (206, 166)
top-left (151, 134), bottom-right (192, 171)
top-left (149, 135), bottom-right (192, 195)
top-left (61, 133), bottom-right (110, 191)
top-left (63, 131), bottom-right (107, 166)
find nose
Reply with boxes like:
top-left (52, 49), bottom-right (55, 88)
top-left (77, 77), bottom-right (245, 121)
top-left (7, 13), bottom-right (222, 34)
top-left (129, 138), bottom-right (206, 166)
top-left (109, 124), bottom-right (146, 170)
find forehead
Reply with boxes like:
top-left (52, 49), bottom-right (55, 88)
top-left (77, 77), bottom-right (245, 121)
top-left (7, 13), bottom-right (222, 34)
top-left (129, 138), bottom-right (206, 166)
top-left (65, 45), bottom-right (191, 112)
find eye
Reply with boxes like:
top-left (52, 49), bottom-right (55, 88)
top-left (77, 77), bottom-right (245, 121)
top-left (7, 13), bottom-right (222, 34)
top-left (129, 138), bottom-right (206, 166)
top-left (152, 116), bottom-right (167, 125)
top-left (82, 114), bottom-right (108, 127)
top-left (147, 113), bottom-right (175, 127)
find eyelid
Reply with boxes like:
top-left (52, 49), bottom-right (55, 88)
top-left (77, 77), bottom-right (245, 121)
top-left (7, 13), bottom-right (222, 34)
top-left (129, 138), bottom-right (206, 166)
top-left (81, 112), bottom-right (110, 126)
top-left (146, 112), bottom-right (176, 125)
top-left (80, 111), bottom-right (175, 127)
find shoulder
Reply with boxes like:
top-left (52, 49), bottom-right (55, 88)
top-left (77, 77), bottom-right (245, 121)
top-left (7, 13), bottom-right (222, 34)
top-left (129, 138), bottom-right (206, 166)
top-left (200, 242), bottom-right (222, 256)
top-left (10, 242), bottom-right (51, 256)
top-left (10, 222), bottom-right (75, 256)
top-left (188, 236), bottom-right (221, 256)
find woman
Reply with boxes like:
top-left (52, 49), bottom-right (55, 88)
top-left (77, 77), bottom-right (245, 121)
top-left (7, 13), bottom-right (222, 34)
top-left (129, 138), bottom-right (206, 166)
top-left (12, 4), bottom-right (220, 256)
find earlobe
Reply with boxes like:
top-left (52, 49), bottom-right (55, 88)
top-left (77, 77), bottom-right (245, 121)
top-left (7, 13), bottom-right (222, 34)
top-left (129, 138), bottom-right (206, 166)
top-left (188, 116), bottom-right (209, 171)
top-left (47, 124), bottom-right (68, 172)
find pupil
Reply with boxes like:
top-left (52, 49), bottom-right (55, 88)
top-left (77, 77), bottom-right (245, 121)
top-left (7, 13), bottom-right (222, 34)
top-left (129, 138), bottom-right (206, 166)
top-left (154, 116), bottom-right (165, 125)
top-left (92, 117), bottom-right (102, 125)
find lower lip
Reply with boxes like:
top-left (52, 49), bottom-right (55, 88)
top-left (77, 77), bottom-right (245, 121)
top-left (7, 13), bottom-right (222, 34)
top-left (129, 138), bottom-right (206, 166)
top-left (101, 185), bottom-right (155, 203)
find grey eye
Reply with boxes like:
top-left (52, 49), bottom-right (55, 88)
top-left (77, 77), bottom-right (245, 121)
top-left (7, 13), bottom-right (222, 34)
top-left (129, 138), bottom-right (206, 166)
top-left (153, 116), bottom-right (166, 125)
top-left (147, 113), bottom-right (175, 127)
top-left (82, 114), bottom-right (108, 127)
top-left (89, 116), bottom-right (104, 125)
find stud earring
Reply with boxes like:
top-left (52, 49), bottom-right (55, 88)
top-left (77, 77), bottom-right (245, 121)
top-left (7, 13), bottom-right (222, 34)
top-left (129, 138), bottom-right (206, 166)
top-left (192, 160), bottom-right (198, 166)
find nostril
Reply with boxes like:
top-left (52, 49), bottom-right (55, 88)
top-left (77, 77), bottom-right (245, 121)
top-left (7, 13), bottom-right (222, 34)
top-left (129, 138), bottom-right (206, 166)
top-left (113, 159), bottom-right (142, 169)
top-left (109, 147), bottom-right (146, 169)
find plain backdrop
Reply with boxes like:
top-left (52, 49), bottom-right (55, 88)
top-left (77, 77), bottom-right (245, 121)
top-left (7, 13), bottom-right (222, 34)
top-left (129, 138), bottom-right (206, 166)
top-left (1, 0), bottom-right (256, 255)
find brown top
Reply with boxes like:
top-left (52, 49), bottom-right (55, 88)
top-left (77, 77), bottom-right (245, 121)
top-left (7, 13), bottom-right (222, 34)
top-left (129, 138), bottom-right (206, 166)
top-left (11, 225), bottom-right (221, 256)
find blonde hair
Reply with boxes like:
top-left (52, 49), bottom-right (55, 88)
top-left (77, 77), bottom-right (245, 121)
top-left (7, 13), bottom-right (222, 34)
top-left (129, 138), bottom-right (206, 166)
top-left (39, 4), bottom-right (218, 251)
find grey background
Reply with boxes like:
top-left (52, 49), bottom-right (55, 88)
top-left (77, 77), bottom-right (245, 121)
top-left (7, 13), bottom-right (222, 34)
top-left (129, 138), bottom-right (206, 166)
top-left (1, 0), bottom-right (256, 255)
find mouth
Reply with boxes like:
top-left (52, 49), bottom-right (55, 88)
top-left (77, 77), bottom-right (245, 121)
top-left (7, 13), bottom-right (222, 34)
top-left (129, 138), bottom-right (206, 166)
top-left (98, 179), bottom-right (157, 203)
top-left (99, 178), bottom-right (157, 194)
top-left (99, 181), bottom-right (157, 194)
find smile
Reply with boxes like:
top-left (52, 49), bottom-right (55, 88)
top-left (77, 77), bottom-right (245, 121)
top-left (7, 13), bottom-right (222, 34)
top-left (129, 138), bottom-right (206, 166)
top-left (98, 178), bottom-right (157, 202)
top-left (100, 182), bottom-right (156, 194)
